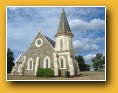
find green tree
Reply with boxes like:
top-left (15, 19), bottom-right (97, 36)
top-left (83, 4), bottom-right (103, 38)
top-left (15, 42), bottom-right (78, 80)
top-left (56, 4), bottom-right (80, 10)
top-left (86, 64), bottom-right (91, 71)
top-left (75, 55), bottom-right (90, 71)
top-left (102, 56), bottom-right (105, 64)
top-left (7, 48), bottom-right (15, 73)
top-left (92, 53), bottom-right (105, 71)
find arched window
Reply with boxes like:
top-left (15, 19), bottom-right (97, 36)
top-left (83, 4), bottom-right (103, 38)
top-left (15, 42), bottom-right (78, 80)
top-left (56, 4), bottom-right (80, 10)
top-left (68, 38), bottom-right (71, 50)
top-left (30, 60), bottom-right (32, 69)
top-left (27, 58), bottom-right (33, 70)
top-left (60, 39), bottom-right (63, 50)
top-left (44, 56), bottom-right (50, 68)
top-left (59, 56), bottom-right (66, 69)
top-left (61, 58), bottom-right (64, 68)
top-left (46, 58), bottom-right (48, 68)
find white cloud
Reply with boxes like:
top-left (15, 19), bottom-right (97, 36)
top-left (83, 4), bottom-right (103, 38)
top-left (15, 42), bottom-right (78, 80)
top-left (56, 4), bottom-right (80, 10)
top-left (69, 18), bottom-right (105, 32)
top-left (7, 7), bottom-right (105, 62)
top-left (73, 40), bottom-right (99, 53)
top-left (83, 49), bottom-right (105, 65)
top-left (73, 37), bottom-right (105, 53)
top-left (82, 37), bottom-right (105, 44)
top-left (84, 54), bottom-right (96, 62)
top-left (93, 37), bottom-right (105, 43)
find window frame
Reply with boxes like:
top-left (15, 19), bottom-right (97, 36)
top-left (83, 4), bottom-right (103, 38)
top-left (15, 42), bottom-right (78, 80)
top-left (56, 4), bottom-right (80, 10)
top-left (60, 39), bottom-right (63, 50)
top-left (35, 38), bottom-right (43, 47)
top-left (27, 58), bottom-right (33, 70)
top-left (59, 56), bottom-right (66, 69)
top-left (44, 56), bottom-right (50, 68)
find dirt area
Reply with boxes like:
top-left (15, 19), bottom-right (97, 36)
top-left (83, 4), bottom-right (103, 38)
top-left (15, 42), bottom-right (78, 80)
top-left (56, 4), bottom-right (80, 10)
top-left (7, 71), bottom-right (105, 81)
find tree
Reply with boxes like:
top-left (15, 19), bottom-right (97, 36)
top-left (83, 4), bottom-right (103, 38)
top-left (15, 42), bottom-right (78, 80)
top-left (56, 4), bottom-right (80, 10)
top-left (86, 64), bottom-right (91, 71)
top-left (7, 48), bottom-right (15, 73)
top-left (75, 55), bottom-right (90, 71)
top-left (102, 56), bottom-right (105, 64)
top-left (92, 53), bottom-right (105, 71)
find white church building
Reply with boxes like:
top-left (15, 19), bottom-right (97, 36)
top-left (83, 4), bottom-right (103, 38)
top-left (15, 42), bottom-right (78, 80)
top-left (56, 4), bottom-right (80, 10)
top-left (11, 9), bottom-right (80, 77)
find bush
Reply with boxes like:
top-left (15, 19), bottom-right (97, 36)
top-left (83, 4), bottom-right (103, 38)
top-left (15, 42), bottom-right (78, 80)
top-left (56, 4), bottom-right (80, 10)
top-left (36, 68), bottom-right (54, 77)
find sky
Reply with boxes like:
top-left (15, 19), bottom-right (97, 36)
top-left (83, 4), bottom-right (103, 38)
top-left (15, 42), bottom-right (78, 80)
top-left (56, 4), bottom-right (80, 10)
top-left (7, 6), bottom-right (106, 68)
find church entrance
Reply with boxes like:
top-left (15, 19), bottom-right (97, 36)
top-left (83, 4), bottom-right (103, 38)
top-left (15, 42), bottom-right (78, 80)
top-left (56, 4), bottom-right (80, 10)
top-left (58, 70), bottom-right (62, 77)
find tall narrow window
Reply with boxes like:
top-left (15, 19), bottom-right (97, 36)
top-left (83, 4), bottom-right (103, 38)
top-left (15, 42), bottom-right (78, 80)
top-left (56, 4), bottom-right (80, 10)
top-left (60, 39), bottom-right (63, 50)
top-left (27, 58), bottom-right (33, 70)
top-left (44, 56), bottom-right (50, 68)
top-left (61, 58), bottom-right (63, 68)
top-left (46, 58), bottom-right (48, 68)
top-left (69, 39), bottom-right (71, 50)
top-left (59, 56), bottom-right (66, 69)
top-left (30, 60), bottom-right (32, 69)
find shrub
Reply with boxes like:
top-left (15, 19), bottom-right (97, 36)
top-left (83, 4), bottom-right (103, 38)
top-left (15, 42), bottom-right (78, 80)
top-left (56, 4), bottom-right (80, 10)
top-left (36, 68), bottom-right (45, 77)
top-left (36, 68), bottom-right (54, 77)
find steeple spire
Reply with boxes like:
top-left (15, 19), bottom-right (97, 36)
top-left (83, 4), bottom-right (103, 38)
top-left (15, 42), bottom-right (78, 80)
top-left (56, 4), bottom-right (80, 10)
top-left (57, 8), bottom-right (71, 34)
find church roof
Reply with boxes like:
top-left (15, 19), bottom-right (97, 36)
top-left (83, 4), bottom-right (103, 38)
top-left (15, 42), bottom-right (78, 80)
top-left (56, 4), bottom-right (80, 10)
top-left (16, 54), bottom-right (24, 63)
top-left (57, 9), bottom-right (71, 34)
top-left (44, 35), bottom-right (55, 48)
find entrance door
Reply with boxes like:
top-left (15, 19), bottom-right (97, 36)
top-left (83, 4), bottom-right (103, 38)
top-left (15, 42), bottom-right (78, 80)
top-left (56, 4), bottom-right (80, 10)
top-left (58, 69), bottom-right (62, 77)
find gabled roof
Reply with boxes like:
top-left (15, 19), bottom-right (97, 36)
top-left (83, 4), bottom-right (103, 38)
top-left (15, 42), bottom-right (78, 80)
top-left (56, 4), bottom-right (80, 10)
top-left (44, 35), bottom-right (55, 48)
top-left (24, 31), bottom-right (55, 55)
top-left (16, 53), bottom-right (24, 63)
top-left (57, 9), bottom-right (71, 33)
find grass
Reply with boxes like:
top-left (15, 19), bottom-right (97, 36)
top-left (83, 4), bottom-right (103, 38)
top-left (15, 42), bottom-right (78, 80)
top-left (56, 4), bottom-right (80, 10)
top-left (7, 71), bottom-right (105, 81)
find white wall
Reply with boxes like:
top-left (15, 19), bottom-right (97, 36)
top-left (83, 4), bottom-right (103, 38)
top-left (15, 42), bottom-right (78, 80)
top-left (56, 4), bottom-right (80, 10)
top-left (55, 35), bottom-right (74, 51)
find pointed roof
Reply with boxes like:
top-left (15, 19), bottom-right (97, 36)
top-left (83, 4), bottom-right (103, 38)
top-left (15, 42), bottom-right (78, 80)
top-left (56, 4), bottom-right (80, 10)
top-left (24, 31), bottom-right (55, 55)
top-left (57, 8), bottom-right (71, 33)
top-left (55, 8), bottom-right (73, 37)
top-left (16, 53), bottom-right (24, 63)
top-left (37, 30), bottom-right (55, 48)
top-left (44, 35), bottom-right (55, 48)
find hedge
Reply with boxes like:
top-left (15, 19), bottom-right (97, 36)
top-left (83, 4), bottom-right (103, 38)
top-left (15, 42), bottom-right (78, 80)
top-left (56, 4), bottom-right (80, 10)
top-left (36, 68), bottom-right (54, 77)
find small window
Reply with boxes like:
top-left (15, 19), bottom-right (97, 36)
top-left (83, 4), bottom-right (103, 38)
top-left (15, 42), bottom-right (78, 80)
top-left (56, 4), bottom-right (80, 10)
top-left (44, 56), bottom-right (50, 68)
top-left (69, 39), bottom-right (71, 49)
top-left (59, 56), bottom-right (66, 69)
top-left (61, 58), bottom-right (64, 68)
top-left (27, 58), bottom-right (33, 70)
top-left (37, 40), bottom-right (41, 45)
top-left (30, 60), bottom-right (32, 69)
top-left (60, 39), bottom-right (63, 50)
top-left (35, 38), bottom-right (43, 47)
top-left (46, 59), bottom-right (48, 68)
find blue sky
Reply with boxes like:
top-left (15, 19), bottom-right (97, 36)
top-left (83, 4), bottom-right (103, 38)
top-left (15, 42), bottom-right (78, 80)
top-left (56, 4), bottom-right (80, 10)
top-left (7, 6), bottom-right (105, 67)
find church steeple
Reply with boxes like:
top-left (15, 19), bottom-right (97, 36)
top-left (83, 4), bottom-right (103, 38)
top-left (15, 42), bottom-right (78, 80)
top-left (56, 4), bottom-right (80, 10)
top-left (55, 8), bottom-right (73, 37)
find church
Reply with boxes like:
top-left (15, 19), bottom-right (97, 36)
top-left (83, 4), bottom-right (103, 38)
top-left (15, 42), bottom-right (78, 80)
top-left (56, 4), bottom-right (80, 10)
top-left (11, 9), bottom-right (80, 77)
